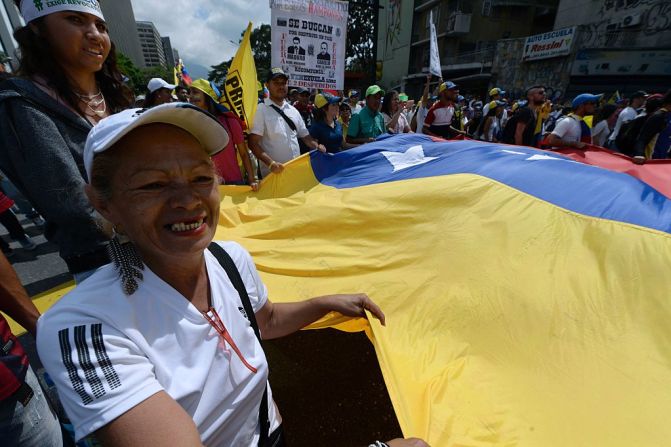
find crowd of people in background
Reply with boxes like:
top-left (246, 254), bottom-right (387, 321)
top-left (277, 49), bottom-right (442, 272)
top-left (0, 1), bottom-right (668, 446)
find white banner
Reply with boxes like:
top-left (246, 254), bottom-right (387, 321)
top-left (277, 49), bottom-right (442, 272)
top-left (429, 10), bottom-right (441, 77)
top-left (522, 26), bottom-right (576, 62)
top-left (270, 0), bottom-right (348, 90)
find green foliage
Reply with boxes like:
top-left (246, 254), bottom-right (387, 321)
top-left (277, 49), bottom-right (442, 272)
top-left (116, 52), bottom-right (174, 96)
top-left (208, 24), bottom-right (271, 86)
top-left (344, 1), bottom-right (375, 74)
top-left (116, 52), bottom-right (143, 94)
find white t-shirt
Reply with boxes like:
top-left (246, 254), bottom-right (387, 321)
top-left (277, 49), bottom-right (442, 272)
top-left (551, 115), bottom-right (583, 144)
top-left (591, 120), bottom-right (611, 147)
top-left (415, 105), bottom-right (429, 134)
top-left (251, 98), bottom-right (309, 177)
top-left (381, 111), bottom-right (410, 134)
top-left (608, 106), bottom-right (637, 142)
top-left (36, 241), bottom-right (281, 446)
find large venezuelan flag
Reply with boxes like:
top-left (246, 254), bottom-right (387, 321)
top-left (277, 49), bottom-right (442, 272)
top-left (217, 134), bottom-right (671, 446)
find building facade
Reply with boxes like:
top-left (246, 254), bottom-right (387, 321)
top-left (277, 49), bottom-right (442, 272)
top-left (490, 0), bottom-right (671, 101)
top-left (0, 0), bottom-right (24, 71)
top-left (162, 36), bottom-right (176, 69)
top-left (377, 0), bottom-right (559, 99)
top-left (100, 0), bottom-right (145, 68)
top-left (137, 21), bottom-right (167, 68)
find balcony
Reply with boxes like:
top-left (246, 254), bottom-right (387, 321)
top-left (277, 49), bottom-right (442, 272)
top-left (408, 47), bottom-right (496, 77)
top-left (446, 12), bottom-right (471, 35)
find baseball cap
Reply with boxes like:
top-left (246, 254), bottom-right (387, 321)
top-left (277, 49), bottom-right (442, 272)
top-left (429, 95), bottom-right (438, 101)
top-left (267, 67), bottom-right (289, 82)
top-left (314, 93), bottom-right (342, 109)
top-left (439, 81), bottom-right (458, 92)
top-left (489, 87), bottom-right (505, 96)
top-left (398, 93), bottom-right (409, 102)
top-left (349, 90), bottom-right (360, 98)
top-left (572, 93), bottom-right (602, 109)
top-left (457, 95), bottom-right (465, 102)
top-left (296, 87), bottom-right (309, 95)
top-left (630, 90), bottom-right (648, 100)
top-left (84, 103), bottom-right (229, 182)
top-left (646, 93), bottom-right (664, 102)
top-left (147, 78), bottom-right (176, 93)
top-left (365, 85), bottom-right (385, 97)
top-left (489, 100), bottom-right (506, 109)
top-left (190, 79), bottom-right (231, 114)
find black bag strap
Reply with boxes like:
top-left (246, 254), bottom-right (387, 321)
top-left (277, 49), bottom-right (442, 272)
top-left (268, 104), bottom-right (297, 133)
top-left (207, 242), bottom-right (270, 446)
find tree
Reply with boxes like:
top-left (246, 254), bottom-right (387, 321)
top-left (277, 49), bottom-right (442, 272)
top-left (116, 52), bottom-right (143, 94)
top-left (208, 24), bottom-right (271, 86)
top-left (116, 52), bottom-right (174, 96)
top-left (344, 0), bottom-right (376, 74)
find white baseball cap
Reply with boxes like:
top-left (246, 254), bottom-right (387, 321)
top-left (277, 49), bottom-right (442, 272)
top-left (147, 78), bottom-right (177, 93)
top-left (84, 103), bottom-right (229, 182)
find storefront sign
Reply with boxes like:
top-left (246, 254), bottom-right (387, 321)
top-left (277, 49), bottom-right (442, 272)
top-left (522, 27), bottom-right (576, 62)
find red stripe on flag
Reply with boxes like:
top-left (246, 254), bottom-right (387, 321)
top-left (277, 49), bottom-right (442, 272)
top-left (550, 146), bottom-right (671, 199)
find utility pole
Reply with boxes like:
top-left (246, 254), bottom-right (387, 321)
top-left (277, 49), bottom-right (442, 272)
top-left (371, 0), bottom-right (380, 85)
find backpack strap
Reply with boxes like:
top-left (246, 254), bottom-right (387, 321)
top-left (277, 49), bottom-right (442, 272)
top-left (207, 242), bottom-right (270, 446)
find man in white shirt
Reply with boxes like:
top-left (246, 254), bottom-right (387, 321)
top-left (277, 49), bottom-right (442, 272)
top-left (248, 68), bottom-right (325, 177)
top-left (547, 93), bottom-right (601, 149)
top-left (607, 90), bottom-right (647, 149)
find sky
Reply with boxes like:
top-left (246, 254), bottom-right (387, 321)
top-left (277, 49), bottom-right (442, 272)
top-left (130, 0), bottom-right (271, 78)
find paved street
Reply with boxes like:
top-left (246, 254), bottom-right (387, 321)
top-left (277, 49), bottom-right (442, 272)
top-left (3, 213), bottom-right (72, 297)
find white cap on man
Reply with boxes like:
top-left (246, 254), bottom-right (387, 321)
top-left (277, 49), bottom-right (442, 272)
top-left (147, 78), bottom-right (177, 93)
top-left (84, 103), bottom-right (229, 182)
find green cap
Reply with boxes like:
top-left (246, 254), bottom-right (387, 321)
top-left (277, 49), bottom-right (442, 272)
top-left (398, 93), bottom-right (409, 102)
top-left (365, 85), bottom-right (385, 97)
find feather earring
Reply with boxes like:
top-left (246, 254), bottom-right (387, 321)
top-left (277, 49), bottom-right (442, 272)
top-left (107, 226), bottom-right (144, 295)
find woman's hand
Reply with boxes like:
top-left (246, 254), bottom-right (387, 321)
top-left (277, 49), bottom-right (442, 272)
top-left (319, 293), bottom-right (386, 326)
top-left (248, 180), bottom-right (259, 192)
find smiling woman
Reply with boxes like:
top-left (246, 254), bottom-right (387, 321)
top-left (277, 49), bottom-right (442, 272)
top-left (30, 103), bottom-right (409, 447)
top-left (0, 0), bottom-right (133, 278)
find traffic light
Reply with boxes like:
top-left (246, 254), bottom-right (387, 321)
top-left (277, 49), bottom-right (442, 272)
top-left (376, 61), bottom-right (383, 81)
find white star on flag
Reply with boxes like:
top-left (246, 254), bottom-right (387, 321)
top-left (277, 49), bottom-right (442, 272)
top-left (525, 154), bottom-right (569, 162)
top-left (381, 145), bottom-right (438, 172)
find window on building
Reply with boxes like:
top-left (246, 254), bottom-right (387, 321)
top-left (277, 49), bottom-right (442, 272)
top-left (481, 0), bottom-right (492, 17)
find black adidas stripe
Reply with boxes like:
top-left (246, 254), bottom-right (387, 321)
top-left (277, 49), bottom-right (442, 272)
top-left (91, 324), bottom-right (121, 389)
top-left (74, 325), bottom-right (106, 399)
top-left (58, 328), bottom-right (93, 405)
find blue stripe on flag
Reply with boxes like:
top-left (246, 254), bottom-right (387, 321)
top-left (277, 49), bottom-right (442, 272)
top-left (310, 134), bottom-right (671, 233)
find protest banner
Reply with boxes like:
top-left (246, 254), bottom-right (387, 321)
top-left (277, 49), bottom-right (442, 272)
top-left (270, 0), bottom-right (348, 90)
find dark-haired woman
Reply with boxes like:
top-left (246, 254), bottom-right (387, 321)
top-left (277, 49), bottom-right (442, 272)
top-left (381, 90), bottom-right (412, 134)
top-left (591, 104), bottom-right (618, 147)
top-left (309, 93), bottom-right (356, 153)
top-left (144, 77), bottom-right (176, 108)
top-left (0, 1), bottom-right (133, 281)
top-left (189, 79), bottom-right (258, 190)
